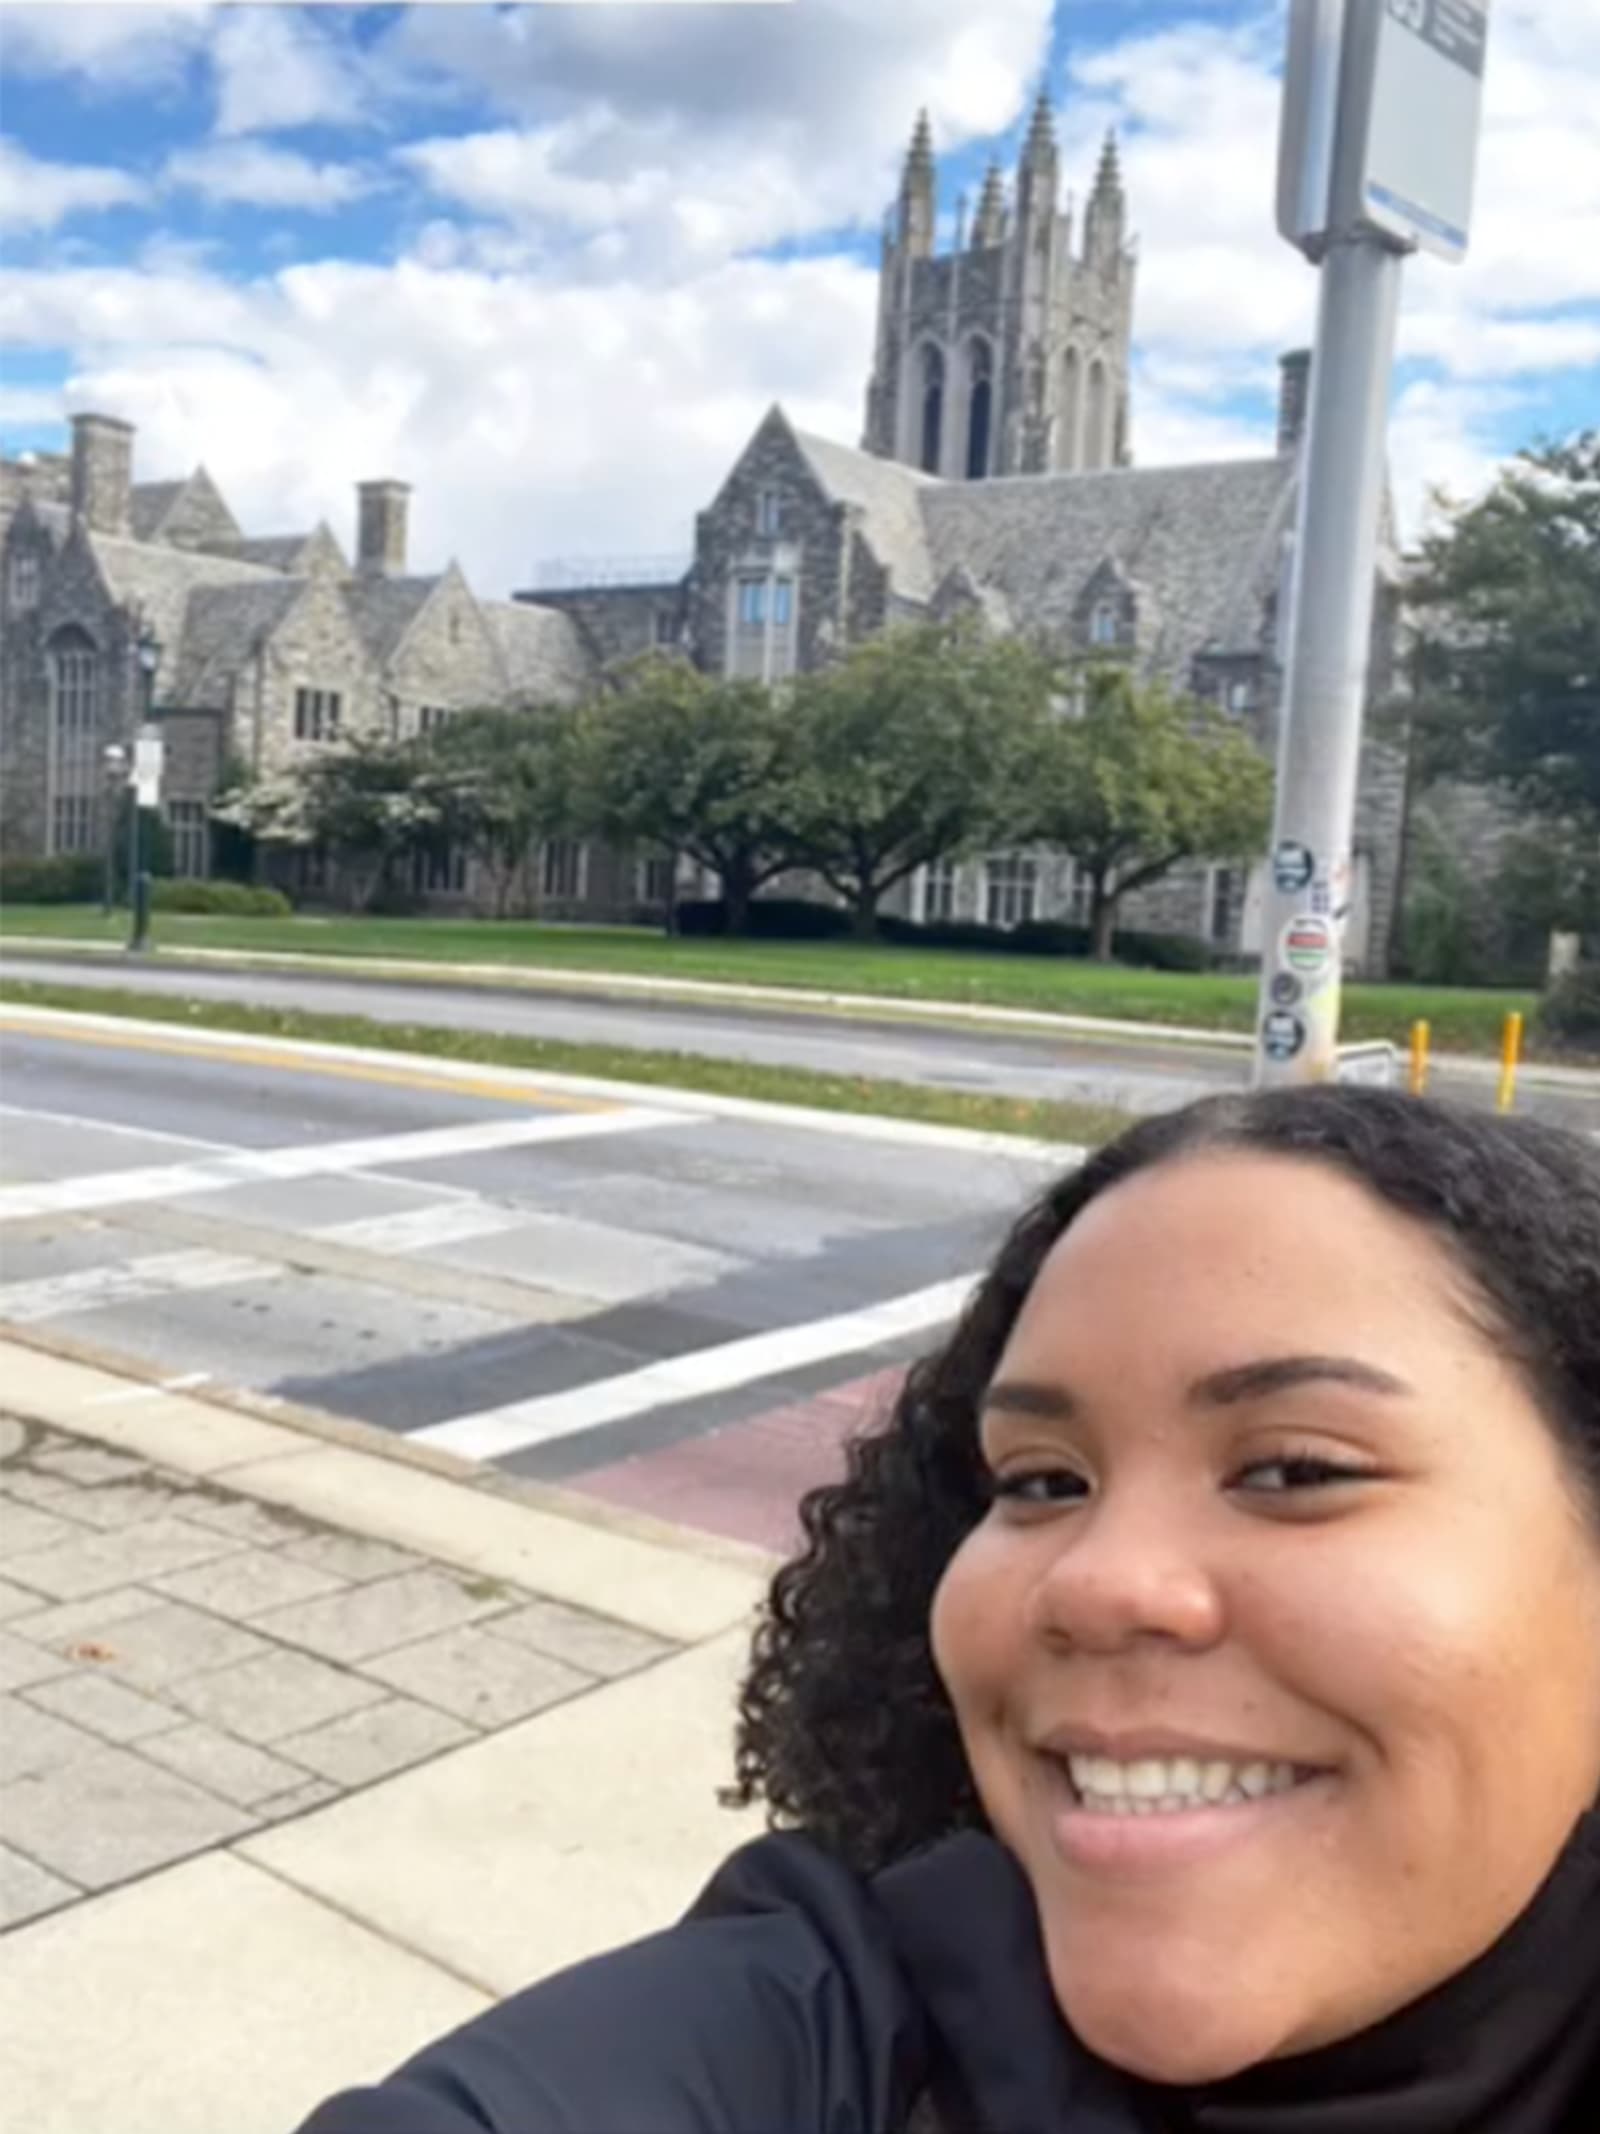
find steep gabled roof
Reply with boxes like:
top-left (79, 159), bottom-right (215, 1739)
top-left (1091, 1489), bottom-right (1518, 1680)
top-left (483, 601), bottom-right (592, 701)
top-left (342, 573), bottom-right (442, 662)
top-left (791, 428), bottom-right (938, 600)
top-left (919, 456), bottom-right (1295, 681)
top-left (128, 481), bottom-right (186, 542)
top-left (169, 580), bottom-right (308, 709)
top-left (86, 531), bottom-right (282, 699)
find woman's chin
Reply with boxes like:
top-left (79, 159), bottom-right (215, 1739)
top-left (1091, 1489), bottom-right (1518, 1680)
top-left (1048, 1959), bottom-right (1291, 2087)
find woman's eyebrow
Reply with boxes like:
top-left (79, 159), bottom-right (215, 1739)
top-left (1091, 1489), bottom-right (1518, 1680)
top-left (981, 1355), bottom-right (1413, 1422)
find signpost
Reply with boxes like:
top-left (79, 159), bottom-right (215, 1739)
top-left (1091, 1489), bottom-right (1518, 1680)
top-left (1255, 0), bottom-right (1489, 1087)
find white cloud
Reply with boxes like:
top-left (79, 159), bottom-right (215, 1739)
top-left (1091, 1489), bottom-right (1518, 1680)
top-left (0, 138), bottom-right (146, 234)
top-left (165, 142), bottom-right (373, 213)
top-left (0, 250), bottom-right (876, 598)
top-left (0, 3), bottom-right (214, 91)
top-left (210, 9), bottom-right (366, 138)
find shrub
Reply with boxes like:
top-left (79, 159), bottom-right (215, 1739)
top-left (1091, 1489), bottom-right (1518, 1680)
top-left (149, 881), bottom-right (292, 917)
top-left (0, 855), bottom-right (102, 904)
top-left (1007, 919), bottom-right (1094, 957)
top-left (1113, 929), bottom-right (1215, 973)
top-left (675, 897), bottom-right (855, 940)
top-left (1538, 964), bottom-right (1600, 1048)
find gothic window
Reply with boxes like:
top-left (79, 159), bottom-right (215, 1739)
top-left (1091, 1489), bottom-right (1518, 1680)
top-left (293, 687), bottom-right (341, 741)
top-left (1085, 359), bottom-right (1110, 471)
top-left (165, 798), bottom-right (210, 881)
top-left (984, 851), bottom-right (1039, 929)
top-left (920, 858), bottom-right (959, 923)
top-left (1060, 349), bottom-right (1082, 470)
top-left (737, 578), bottom-right (767, 627)
top-left (755, 489), bottom-right (782, 537)
top-left (964, 337), bottom-right (994, 481)
top-left (46, 627), bottom-right (100, 856)
top-left (8, 550), bottom-right (40, 614)
top-left (919, 343), bottom-right (946, 475)
top-left (1209, 865), bottom-right (1241, 947)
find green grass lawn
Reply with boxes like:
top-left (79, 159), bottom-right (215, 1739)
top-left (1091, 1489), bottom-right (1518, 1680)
top-left (0, 903), bottom-right (1552, 1058)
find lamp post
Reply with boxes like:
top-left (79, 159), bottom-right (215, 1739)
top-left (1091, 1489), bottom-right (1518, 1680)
top-left (129, 626), bottom-right (161, 954)
top-left (102, 743), bottom-right (128, 916)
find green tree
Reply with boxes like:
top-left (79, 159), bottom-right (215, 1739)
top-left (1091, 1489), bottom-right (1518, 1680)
top-left (1026, 667), bottom-right (1273, 960)
top-left (583, 656), bottom-right (802, 934)
top-left (786, 619), bottom-right (1055, 938)
top-left (214, 735), bottom-right (448, 911)
top-left (423, 704), bottom-right (583, 918)
top-left (1407, 433), bottom-right (1600, 848)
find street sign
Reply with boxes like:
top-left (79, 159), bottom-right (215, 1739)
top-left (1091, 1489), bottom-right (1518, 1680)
top-left (1347, 0), bottom-right (1488, 261)
top-left (1277, 0), bottom-right (1346, 258)
top-left (1335, 1041), bottom-right (1398, 1087)
top-left (133, 727), bottom-right (164, 808)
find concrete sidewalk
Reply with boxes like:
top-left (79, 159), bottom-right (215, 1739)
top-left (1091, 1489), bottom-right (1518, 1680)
top-left (0, 1339), bottom-right (774, 2134)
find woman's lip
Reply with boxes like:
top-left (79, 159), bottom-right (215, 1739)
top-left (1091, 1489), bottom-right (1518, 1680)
top-left (1037, 1755), bottom-right (1339, 1875)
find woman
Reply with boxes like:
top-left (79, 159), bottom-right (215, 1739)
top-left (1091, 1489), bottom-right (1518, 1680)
top-left (301, 1088), bottom-right (1600, 2132)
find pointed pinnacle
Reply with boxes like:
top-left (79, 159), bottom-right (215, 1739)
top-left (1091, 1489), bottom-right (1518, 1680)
top-left (1025, 84), bottom-right (1057, 155)
top-left (979, 160), bottom-right (1004, 211)
top-left (907, 108), bottom-right (935, 171)
top-left (1095, 128), bottom-right (1122, 194)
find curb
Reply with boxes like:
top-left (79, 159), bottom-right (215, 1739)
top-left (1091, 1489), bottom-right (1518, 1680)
top-left (0, 1316), bottom-right (782, 1582)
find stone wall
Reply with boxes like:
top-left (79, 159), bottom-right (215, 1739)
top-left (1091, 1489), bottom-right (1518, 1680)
top-left (387, 572), bottom-right (509, 731)
top-left (527, 584), bottom-right (683, 670)
top-left (249, 578), bottom-right (383, 778)
top-left (689, 419), bottom-right (850, 676)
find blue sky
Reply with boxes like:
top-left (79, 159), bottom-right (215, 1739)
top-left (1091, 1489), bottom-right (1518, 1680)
top-left (2, 1), bottom-right (1595, 596)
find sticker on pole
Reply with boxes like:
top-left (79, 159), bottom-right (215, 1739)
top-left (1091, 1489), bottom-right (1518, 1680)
top-left (1272, 840), bottom-right (1315, 894)
top-left (1271, 970), bottom-right (1304, 1008)
top-left (133, 730), bottom-right (165, 808)
top-left (1262, 1010), bottom-right (1307, 1062)
top-left (1280, 912), bottom-right (1337, 987)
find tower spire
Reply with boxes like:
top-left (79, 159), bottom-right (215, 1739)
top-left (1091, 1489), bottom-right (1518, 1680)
top-left (1084, 126), bottom-right (1125, 261)
top-left (972, 161), bottom-right (1006, 248)
top-left (1023, 84), bottom-right (1056, 165)
top-left (1017, 82), bottom-right (1058, 219)
top-left (899, 107), bottom-right (936, 257)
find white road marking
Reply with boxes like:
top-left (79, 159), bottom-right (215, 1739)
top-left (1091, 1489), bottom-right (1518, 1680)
top-left (0, 1250), bottom-right (269, 1325)
top-left (413, 1272), bottom-right (977, 1460)
top-left (0, 1107), bottom-right (689, 1226)
top-left (315, 1200), bottom-right (530, 1256)
top-left (82, 1371), bottom-right (213, 1407)
top-left (0, 1103), bottom-right (234, 1153)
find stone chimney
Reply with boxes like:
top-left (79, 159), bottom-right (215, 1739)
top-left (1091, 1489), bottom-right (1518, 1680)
top-left (356, 479), bottom-right (411, 577)
top-left (70, 412), bottom-right (134, 537)
top-left (1277, 349), bottom-right (1311, 457)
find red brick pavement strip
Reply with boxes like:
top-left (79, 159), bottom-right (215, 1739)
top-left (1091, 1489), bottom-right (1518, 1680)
top-left (572, 1368), bottom-right (907, 1556)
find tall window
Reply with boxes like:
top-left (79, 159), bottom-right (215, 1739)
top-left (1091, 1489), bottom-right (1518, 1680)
top-left (1061, 348), bottom-right (1082, 470)
top-left (412, 843), bottom-right (467, 894)
top-left (1062, 859), bottom-right (1094, 927)
top-left (653, 609), bottom-right (679, 647)
top-left (1085, 359), bottom-right (1109, 471)
top-left (165, 799), bottom-right (210, 881)
top-left (47, 627), bottom-right (100, 856)
top-left (755, 489), bottom-right (782, 537)
top-left (1090, 600), bottom-right (1119, 647)
top-left (417, 704), bottom-right (452, 735)
top-left (729, 573), bottom-right (797, 681)
top-left (920, 858), bottom-right (959, 924)
top-left (919, 343), bottom-right (946, 475)
top-left (1209, 865), bottom-right (1241, 947)
top-left (636, 852), bottom-right (676, 905)
top-left (8, 550), bottom-right (40, 614)
top-left (1226, 677), bottom-right (1253, 714)
top-left (965, 338), bottom-right (994, 481)
top-left (541, 838), bottom-right (586, 900)
top-left (984, 852), bottom-right (1038, 929)
top-left (737, 578), bottom-right (767, 628)
top-left (294, 687), bottom-right (341, 742)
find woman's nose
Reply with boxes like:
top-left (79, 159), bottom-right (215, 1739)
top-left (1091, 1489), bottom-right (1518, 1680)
top-left (1024, 1490), bottom-right (1225, 1654)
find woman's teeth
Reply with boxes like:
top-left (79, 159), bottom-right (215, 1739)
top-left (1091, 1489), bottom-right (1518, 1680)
top-left (1064, 1753), bottom-right (1307, 1815)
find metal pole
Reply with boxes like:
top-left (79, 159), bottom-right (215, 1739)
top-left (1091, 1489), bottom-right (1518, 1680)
top-left (1254, 222), bottom-right (1403, 1085)
top-left (126, 776), bottom-right (145, 951)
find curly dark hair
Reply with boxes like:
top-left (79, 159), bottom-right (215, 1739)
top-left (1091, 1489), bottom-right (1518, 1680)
top-left (726, 1086), bottom-right (1600, 1875)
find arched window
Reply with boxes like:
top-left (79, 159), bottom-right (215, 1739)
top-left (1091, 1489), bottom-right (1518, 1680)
top-left (1060, 349), bottom-right (1082, 471)
top-left (964, 337), bottom-right (994, 481)
top-left (919, 343), bottom-right (946, 475)
top-left (1085, 360), bottom-right (1109, 471)
top-left (47, 625), bottom-right (101, 856)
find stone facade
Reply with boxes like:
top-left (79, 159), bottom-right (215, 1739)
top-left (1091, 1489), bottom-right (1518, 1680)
top-left (0, 417), bottom-right (592, 899)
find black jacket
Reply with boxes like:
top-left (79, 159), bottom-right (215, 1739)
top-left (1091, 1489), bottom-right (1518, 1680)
top-left (297, 1829), bottom-right (1151, 2133)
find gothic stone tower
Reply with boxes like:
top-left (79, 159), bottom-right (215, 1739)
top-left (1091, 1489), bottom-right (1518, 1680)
top-left (862, 97), bottom-right (1135, 480)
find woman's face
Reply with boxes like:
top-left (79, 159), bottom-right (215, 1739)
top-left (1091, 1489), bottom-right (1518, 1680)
top-left (931, 1150), bottom-right (1600, 2084)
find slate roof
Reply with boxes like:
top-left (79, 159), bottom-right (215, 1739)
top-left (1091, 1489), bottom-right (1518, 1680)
top-left (483, 601), bottom-right (592, 701)
top-left (919, 455), bottom-right (1297, 681)
top-left (223, 534), bottom-right (321, 572)
top-left (792, 429), bottom-right (938, 601)
top-left (169, 580), bottom-right (307, 709)
top-left (342, 573), bottom-right (441, 661)
top-left (87, 533), bottom-right (283, 700)
top-left (128, 481), bottom-right (187, 542)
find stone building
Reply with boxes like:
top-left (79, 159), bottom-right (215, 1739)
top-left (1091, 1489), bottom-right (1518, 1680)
top-left (526, 109), bottom-right (1409, 973)
top-left (0, 414), bottom-right (590, 897)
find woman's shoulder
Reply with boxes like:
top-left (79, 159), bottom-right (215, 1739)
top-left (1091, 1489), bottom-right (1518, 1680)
top-left (296, 1831), bottom-right (934, 2134)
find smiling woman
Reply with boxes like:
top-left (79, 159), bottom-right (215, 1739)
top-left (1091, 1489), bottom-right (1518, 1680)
top-left (300, 1088), bottom-right (1600, 2134)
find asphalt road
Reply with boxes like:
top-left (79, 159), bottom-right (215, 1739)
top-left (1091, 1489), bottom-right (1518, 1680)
top-left (0, 1012), bottom-right (1064, 1551)
top-left (6, 952), bottom-right (1595, 1132)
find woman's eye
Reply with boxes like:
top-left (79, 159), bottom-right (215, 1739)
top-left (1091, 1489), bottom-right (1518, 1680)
top-left (989, 1469), bottom-right (1089, 1506)
top-left (1233, 1456), bottom-right (1374, 1495)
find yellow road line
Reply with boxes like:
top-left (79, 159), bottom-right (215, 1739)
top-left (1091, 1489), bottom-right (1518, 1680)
top-left (0, 1013), bottom-right (613, 1114)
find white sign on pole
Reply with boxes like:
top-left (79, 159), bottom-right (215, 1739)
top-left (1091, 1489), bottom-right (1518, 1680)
top-left (133, 728), bottom-right (164, 808)
top-left (1276, 0), bottom-right (1347, 258)
top-left (1346, 0), bottom-right (1488, 261)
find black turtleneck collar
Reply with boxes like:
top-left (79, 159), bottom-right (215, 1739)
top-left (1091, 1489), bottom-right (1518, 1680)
top-left (875, 1809), bottom-right (1600, 2134)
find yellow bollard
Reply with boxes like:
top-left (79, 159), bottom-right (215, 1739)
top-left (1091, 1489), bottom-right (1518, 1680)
top-left (1497, 1011), bottom-right (1524, 1114)
top-left (1408, 1020), bottom-right (1431, 1097)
